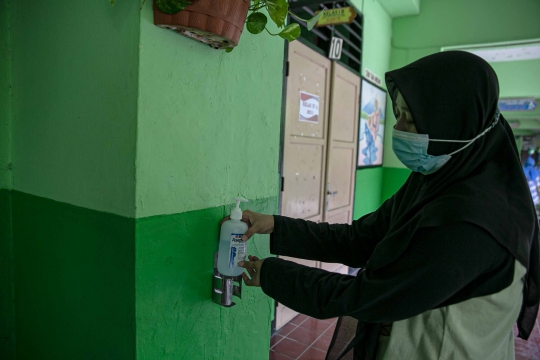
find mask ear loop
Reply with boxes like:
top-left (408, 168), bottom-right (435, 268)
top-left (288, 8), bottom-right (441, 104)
top-left (429, 109), bottom-right (501, 156)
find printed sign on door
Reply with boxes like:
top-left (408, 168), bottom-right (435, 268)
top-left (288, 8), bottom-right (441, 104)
top-left (299, 91), bottom-right (320, 123)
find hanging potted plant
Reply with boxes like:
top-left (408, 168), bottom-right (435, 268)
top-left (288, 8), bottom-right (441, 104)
top-left (152, 0), bottom-right (322, 50)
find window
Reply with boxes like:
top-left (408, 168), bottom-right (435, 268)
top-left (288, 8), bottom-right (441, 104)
top-left (289, 0), bottom-right (363, 74)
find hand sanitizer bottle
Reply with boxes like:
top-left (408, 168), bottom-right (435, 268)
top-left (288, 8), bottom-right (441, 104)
top-left (218, 197), bottom-right (249, 277)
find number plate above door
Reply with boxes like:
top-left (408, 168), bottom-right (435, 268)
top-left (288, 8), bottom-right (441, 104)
top-left (329, 37), bottom-right (343, 60)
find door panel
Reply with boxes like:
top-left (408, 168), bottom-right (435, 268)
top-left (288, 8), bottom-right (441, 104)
top-left (324, 63), bottom-right (360, 223)
top-left (329, 74), bottom-right (358, 143)
top-left (327, 147), bottom-right (355, 210)
top-left (320, 63), bottom-right (361, 274)
top-left (288, 54), bottom-right (328, 139)
top-left (277, 41), bottom-right (331, 330)
top-left (282, 142), bottom-right (325, 219)
top-left (277, 47), bottom-right (361, 331)
top-left (325, 210), bottom-right (351, 224)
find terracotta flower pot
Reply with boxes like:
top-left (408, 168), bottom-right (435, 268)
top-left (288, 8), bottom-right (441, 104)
top-left (153, 0), bottom-right (250, 49)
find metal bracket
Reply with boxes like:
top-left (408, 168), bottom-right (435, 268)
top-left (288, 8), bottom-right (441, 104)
top-left (212, 251), bottom-right (242, 307)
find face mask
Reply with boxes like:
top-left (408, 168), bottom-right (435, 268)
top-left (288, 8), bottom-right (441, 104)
top-left (392, 109), bottom-right (501, 175)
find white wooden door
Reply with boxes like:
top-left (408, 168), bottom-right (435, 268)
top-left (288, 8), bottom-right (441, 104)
top-left (277, 40), bottom-right (332, 329)
top-left (276, 43), bottom-right (361, 330)
top-left (321, 63), bottom-right (361, 274)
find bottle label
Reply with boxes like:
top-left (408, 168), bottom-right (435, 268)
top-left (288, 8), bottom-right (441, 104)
top-left (229, 234), bottom-right (246, 268)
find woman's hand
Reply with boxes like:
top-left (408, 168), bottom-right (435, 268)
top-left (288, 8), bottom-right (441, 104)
top-left (219, 210), bottom-right (274, 241)
top-left (239, 255), bottom-right (265, 287)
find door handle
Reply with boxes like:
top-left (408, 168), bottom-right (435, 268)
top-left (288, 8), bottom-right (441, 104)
top-left (327, 190), bottom-right (338, 196)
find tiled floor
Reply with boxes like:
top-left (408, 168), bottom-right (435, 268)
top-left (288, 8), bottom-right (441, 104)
top-left (269, 314), bottom-right (336, 360)
top-left (270, 313), bottom-right (540, 360)
top-left (514, 318), bottom-right (540, 360)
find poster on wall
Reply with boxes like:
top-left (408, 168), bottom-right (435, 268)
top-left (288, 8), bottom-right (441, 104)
top-left (299, 91), bottom-right (320, 123)
top-left (358, 78), bottom-right (386, 168)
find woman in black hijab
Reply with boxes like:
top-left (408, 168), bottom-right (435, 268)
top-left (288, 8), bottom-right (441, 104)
top-left (234, 51), bottom-right (540, 359)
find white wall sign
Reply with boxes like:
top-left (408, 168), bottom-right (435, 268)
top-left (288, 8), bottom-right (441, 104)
top-left (299, 91), bottom-right (320, 123)
top-left (365, 68), bottom-right (382, 86)
top-left (329, 37), bottom-right (343, 60)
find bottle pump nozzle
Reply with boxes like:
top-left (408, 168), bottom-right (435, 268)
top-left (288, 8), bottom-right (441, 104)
top-left (231, 197), bottom-right (248, 220)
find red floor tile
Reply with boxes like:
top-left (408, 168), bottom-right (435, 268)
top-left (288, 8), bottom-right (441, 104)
top-left (298, 346), bottom-right (327, 360)
top-left (273, 337), bottom-right (309, 359)
top-left (271, 334), bottom-right (284, 348)
top-left (324, 322), bottom-right (337, 337)
top-left (277, 323), bottom-right (298, 337)
top-left (312, 334), bottom-right (332, 352)
top-left (270, 350), bottom-right (295, 360)
top-left (290, 314), bottom-right (309, 326)
top-left (288, 326), bottom-right (321, 346)
top-left (299, 317), bottom-right (333, 334)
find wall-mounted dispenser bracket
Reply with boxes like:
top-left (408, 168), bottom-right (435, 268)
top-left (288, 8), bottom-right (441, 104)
top-left (212, 251), bottom-right (242, 307)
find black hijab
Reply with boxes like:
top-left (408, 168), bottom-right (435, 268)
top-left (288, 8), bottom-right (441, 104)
top-left (372, 50), bottom-right (539, 340)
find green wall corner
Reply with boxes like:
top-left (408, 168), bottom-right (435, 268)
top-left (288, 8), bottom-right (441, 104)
top-left (4, 191), bottom-right (279, 360)
top-left (136, 196), bottom-right (278, 359)
top-left (11, 191), bottom-right (136, 359)
top-left (10, 0), bottom-right (139, 217)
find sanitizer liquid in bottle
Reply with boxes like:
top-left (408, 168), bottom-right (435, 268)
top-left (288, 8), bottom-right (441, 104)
top-left (217, 197), bottom-right (249, 277)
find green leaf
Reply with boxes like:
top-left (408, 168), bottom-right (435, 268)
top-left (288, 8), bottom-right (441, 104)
top-left (278, 23), bottom-right (301, 41)
top-left (110, 0), bottom-right (115, 5)
top-left (266, 0), bottom-right (288, 28)
top-left (225, 47), bottom-right (234, 53)
top-left (246, 12), bottom-right (267, 34)
top-left (306, 11), bottom-right (323, 31)
top-left (156, 0), bottom-right (191, 14)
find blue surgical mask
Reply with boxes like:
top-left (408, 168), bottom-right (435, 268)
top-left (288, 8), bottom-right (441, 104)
top-left (392, 109), bottom-right (501, 175)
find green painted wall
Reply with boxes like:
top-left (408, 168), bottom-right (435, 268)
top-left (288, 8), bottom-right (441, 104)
top-left (135, 2), bottom-right (285, 359)
top-left (5, 2), bottom-right (141, 358)
top-left (12, 191), bottom-right (135, 359)
top-left (378, 0), bottom-right (420, 17)
top-left (135, 2), bottom-right (284, 218)
top-left (0, 0), bottom-right (12, 190)
top-left (0, 189), bottom-right (14, 359)
top-left (136, 197), bottom-right (277, 359)
top-left (350, 0), bottom-right (393, 218)
top-left (358, 0), bottom-right (392, 80)
top-left (392, 0), bottom-right (540, 50)
top-left (353, 167), bottom-right (383, 219)
top-left (10, 0), bottom-right (140, 217)
top-left (381, 167), bottom-right (410, 202)
top-left (491, 59), bottom-right (540, 99)
top-left (5, 1), bottom-right (538, 359)
top-left (382, 0), bottom-right (540, 193)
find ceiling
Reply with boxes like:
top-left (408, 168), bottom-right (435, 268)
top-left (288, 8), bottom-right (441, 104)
top-left (377, 0), bottom-right (420, 18)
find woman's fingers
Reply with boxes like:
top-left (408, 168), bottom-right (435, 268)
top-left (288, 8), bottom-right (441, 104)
top-left (241, 268), bottom-right (257, 286)
top-left (239, 257), bottom-right (262, 287)
top-left (246, 266), bottom-right (256, 277)
top-left (245, 256), bottom-right (256, 276)
top-left (241, 226), bottom-right (258, 242)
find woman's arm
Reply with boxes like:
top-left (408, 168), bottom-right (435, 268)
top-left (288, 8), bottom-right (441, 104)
top-left (259, 222), bottom-right (513, 322)
top-left (270, 197), bottom-right (393, 268)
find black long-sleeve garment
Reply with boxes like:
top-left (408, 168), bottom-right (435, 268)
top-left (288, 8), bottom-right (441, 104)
top-left (260, 206), bottom-right (515, 323)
